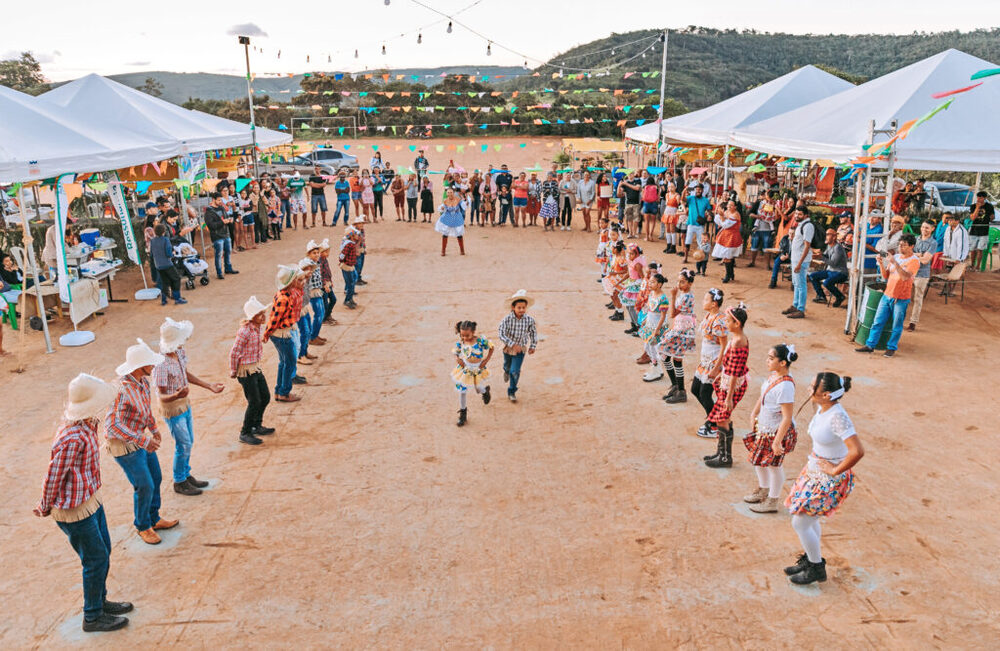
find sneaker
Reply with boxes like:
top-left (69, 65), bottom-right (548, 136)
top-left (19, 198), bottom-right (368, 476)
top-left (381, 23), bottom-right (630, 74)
top-left (482, 386), bottom-right (492, 405)
top-left (345, 300), bottom-right (357, 309)
top-left (174, 481), bottom-right (202, 496)
top-left (812, 297), bottom-right (827, 304)
top-left (174, 298), bottom-right (188, 305)
top-left (102, 600), bottom-right (134, 615)
top-left (216, 274), bottom-right (225, 280)
top-left (786, 310), bottom-right (805, 319)
top-left (226, 269), bottom-right (240, 275)
top-left (82, 614), bottom-right (129, 633)
top-left (696, 424), bottom-right (718, 439)
top-left (781, 306), bottom-right (796, 315)
top-left (508, 392), bottom-right (517, 403)
top-left (254, 425), bottom-right (276, 435)
top-left (239, 432), bottom-right (263, 445)
top-left (186, 475), bottom-right (209, 488)
top-left (291, 375), bottom-right (307, 385)
top-left (642, 369), bottom-right (663, 382)
top-left (854, 345), bottom-right (874, 353)
top-left (883, 349), bottom-right (896, 358)
top-left (356, 279), bottom-right (368, 286)
top-left (297, 357), bottom-right (313, 366)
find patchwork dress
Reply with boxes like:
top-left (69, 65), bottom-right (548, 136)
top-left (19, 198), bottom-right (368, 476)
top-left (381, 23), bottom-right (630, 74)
top-left (785, 404), bottom-right (857, 516)
top-left (694, 312), bottom-right (728, 381)
top-left (451, 336), bottom-right (493, 393)
top-left (619, 256), bottom-right (647, 307)
top-left (658, 292), bottom-right (697, 359)
top-left (601, 255), bottom-right (629, 296)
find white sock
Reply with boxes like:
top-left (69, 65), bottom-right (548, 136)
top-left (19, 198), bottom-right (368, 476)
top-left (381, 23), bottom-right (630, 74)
top-left (767, 466), bottom-right (785, 498)
top-left (791, 514), bottom-right (823, 563)
top-left (615, 308), bottom-right (623, 314)
top-left (753, 465), bottom-right (769, 489)
top-left (459, 392), bottom-right (467, 410)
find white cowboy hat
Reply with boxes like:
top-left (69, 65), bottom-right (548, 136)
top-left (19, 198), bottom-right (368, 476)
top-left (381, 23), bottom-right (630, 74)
top-left (350, 215), bottom-right (365, 225)
top-left (275, 264), bottom-right (299, 290)
top-left (506, 289), bottom-right (535, 309)
top-left (115, 338), bottom-right (165, 377)
top-left (243, 295), bottom-right (271, 321)
top-left (64, 373), bottom-right (117, 422)
top-left (319, 238), bottom-right (331, 251)
top-left (298, 257), bottom-right (319, 271)
top-left (159, 317), bottom-right (194, 354)
top-left (306, 239), bottom-right (322, 253)
top-left (292, 171), bottom-right (300, 178)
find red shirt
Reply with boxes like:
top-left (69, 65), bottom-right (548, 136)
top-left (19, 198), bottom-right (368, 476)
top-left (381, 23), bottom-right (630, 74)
top-left (105, 374), bottom-right (160, 449)
top-left (230, 321), bottom-right (263, 374)
top-left (264, 287), bottom-right (303, 340)
top-left (37, 419), bottom-right (102, 512)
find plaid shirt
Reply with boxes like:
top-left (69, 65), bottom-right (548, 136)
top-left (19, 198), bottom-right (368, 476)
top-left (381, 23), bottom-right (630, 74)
top-left (540, 180), bottom-right (559, 202)
top-left (230, 321), bottom-right (263, 375)
top-left (264, 286), bottom-right (303, 340)
top-left (319, 256), bottom-right (333, 285)
top-left (306, 266), bottom-right (323, 292)
top-left (498, 312), bottom-right (538, 351)
top-left (105, 374), bottom-right (159, 449)
top-left (339, 240), bottom-right (358, 268)
top-left (152, 347), bottom-right (188, 395)
top-left (37, 419), bottom-right (102, 512)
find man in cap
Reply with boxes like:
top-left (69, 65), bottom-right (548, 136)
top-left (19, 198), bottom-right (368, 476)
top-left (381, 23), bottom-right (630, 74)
top-left (35, 374), bottom-right (133, 632)
top-left (105, 340), bottom-right (180, 545)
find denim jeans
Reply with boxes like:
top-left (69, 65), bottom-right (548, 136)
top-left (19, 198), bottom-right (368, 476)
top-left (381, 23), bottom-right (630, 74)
top-left (114, 448), bottom-right (162, 531)
top-left (503, 352), bottom-right (525, 396)
top-left (297, 314), bottom-right (312, 358)
top-left (212, 237), bottom-right (234, 276)
top-left (809, 269), bottom-right (848, 301)
top-left (791, 264), bottom-right (809, 312)
top-left (499, 202), bottom-right (512, 225)
top-left (270, 335), bottom-right (296, 397)
top-left (332, 199), bottom-right (350, 225)
top-left (56, 506), bottom-right (111, 621)
top-left (342, 268), bottom-right (357, 303)
top-left (356, 253), bottom-right (366, 279)
top-left (324, 289), bottom-right (337, 316)
top-left (165, 406), bottom-right (194, 484)
top-left (281, 199), bottom-right (291, 227)
top-left (309, 296), bottom-right (326, 339)
top-left (771, 256), bottom-right (787, 285)
top-left (866, 295), bottom-right (910, 351)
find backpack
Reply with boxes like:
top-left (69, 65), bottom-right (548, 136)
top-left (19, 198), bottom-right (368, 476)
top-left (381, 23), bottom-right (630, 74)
top-left (642, 185), bottom-right (659, 203)
top-left (808, 218), bottom-right (826, 250)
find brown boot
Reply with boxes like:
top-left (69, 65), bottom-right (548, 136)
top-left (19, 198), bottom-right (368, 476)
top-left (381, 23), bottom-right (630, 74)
top-left (137, 529), bottom-right (161, 545)
top-left (441, 236), bottom-right (448, 256)
top-left (457, 236), bottom-right (465, 255)
top-left (153, 517), bottom-right (179, 530)
top-left (275, 393), bottom-right (301, 403)
top-left (310, 337), bottom-right (327, 345)
top-left (635, 352), bottom-right (650, 364)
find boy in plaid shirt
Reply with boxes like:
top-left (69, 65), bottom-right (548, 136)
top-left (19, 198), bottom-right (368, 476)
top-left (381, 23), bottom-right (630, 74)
top-left (231, 296), bottom-right (275, 445)
top-left (497, 290), bottom-right (539, 402)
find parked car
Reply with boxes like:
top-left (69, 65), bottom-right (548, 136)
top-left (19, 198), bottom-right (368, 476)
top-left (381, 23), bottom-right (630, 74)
top-left (923, 182), bottom-right (977, 215)
top-left (305, 148), bottom-right (359, 171)
top-left (260, 155), bottom-right (336, 177)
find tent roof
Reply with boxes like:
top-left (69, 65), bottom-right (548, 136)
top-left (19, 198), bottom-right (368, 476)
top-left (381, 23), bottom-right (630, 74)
top-left (625, 65), bottom-right (853, 146)
top-left (730, 49), bottom-right (1000, 171)
top-left (40, 74), bottom-right (290, 152)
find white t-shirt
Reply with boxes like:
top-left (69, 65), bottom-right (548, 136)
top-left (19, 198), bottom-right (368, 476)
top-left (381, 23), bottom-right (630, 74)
top-left (791, 221), bottom-right (815, 266)
top-left (807, 403), bottom-right (856, 462)
top-left (757, 375), bottom-right (795, 433)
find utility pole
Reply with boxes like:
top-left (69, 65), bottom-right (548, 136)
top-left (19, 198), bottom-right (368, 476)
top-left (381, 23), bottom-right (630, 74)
top-left (239, 35), bottom-right (261, 180)
top-left (655, 30), bottom-right (668, 166)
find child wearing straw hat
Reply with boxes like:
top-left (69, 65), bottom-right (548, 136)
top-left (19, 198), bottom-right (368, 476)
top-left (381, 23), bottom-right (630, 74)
top-left (152, 318), bottom-right (224, 497)
top-left (34, 373), bottom-right (134, 633)
top-left (339, 227), bottom-right (360, 309)
top-left (352, 215), bottom-right (369, 286)
top-left (318, 238), bottom-right (338, 326)
top-left (497, 290), bottom-right (538, 402)
top-left (264, 265), bottom-right (306, 402)
top-left (304, 241), bottom-right (328, 347)
top-left (230, 296), bottom-right (275, 446)
top-left (105, 339), bottom-right (180, 545)
top-left (296, 257), bottom-right (321, 368)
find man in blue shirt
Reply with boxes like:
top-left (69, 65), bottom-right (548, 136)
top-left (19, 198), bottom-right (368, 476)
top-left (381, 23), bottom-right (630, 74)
top-left (683, 185), bottom-right (711, 263)
top-left (332, 173), bottom-right (351, 226)
top-left (863, 214), bottom-right (884, 272)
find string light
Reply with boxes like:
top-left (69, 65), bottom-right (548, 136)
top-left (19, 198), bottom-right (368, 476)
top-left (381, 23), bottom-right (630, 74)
top-left (486, 42), bottom-right (492, 56)
top-left (447, 21), bottom-right (453, 33)
top-left (381, 44), bottom-right (387, 55)
top-left (417, 33), bottom-right (422, 44)
top-left (354, 49), bottom-right (359, 58)
top-left (384, 0), bottom-right (390, 4)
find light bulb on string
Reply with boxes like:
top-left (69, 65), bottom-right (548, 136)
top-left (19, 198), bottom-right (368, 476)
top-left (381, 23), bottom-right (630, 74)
top-left (611, 49), bottom-right (615, 55)
top-left (277, 50), bottom-right (281, 59)
top-left (381, 44), bottom-right (386, 55)
top-left (447, 21), bottom-right (453, 33)
top-left (486, 42), bottom-right (492, 56)
top-left (354, 49), bottom-right (359, 59)
top-left (328, 54), bottom-right (331, 63)
top-left (306, 55), bottom-right (310, 63)
top-left (417, 33), bottom-right (422, 44)
top-left (384, 0), bottom-right (390, 4)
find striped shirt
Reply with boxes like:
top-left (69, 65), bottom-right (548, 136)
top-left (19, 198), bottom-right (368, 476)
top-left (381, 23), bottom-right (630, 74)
top-left (37, 419), bottom-right (102, 512)
top-left (498, 312), bottom-right (538, 351)
top-left (105, 374), bottom-right (160, 450)
top-left (230, 321), bottom-right (263, 375)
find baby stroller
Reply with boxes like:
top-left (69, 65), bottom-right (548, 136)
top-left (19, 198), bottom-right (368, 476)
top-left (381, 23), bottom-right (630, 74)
top-left (171, 240), bottom-right (210, 290)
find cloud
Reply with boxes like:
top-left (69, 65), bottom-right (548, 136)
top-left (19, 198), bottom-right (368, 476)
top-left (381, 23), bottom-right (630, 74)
top-left (126, 61), bottom-right (151, 66)
top-left (227, 23), bottom-right (268, 37)
top-left (2, 49), bottom-right (60, 63)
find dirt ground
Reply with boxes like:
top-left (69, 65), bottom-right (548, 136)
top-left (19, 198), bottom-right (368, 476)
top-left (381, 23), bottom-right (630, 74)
top-left (3, 149), bottom-right (1000, 647)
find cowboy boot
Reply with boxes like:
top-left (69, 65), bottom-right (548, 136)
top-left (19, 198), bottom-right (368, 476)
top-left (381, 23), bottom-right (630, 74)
top-left (441, 236), bottom-right (448, 256)
top-left (456, 408), bottom-right (467, 427)
top-left (705, 426), bottom-right (734, 468)
top-left (703, 425), bottom-right (724, 461)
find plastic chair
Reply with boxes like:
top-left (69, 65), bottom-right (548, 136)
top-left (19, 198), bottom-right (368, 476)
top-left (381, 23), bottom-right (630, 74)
top-left (931, 262), bottom-right (966, 304)
top-left (980, 226), bottom-right (1000, 271)
top-left (1, 283), bottom-right (21, 330)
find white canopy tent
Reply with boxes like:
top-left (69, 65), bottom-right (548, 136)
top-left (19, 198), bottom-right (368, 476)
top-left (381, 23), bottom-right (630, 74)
top-left (39, 74), bottom-right (290, 152)
top-left (730, 49), bottom-right (1000, 171)
top-left (624, 65), bottom-right (853, 146)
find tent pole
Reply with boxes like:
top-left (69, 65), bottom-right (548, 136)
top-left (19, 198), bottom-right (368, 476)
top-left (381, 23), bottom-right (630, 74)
top-left (17, 194), bottom-right (54, 353)
top-left (655, 30), bottom-right (668, 167)
top-left (844, 167), bottom-right (865, 334)
top-left (722, 148), bottom-right (730, 194)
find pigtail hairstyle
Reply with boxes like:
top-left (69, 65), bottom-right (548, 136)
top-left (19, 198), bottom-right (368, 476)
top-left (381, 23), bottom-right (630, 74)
top-left (679, 268), bottom-right (696, 283)
top-left (773, 343), bottom-right (798, 365)
top-left (455, 320), bottom-right (477, 334)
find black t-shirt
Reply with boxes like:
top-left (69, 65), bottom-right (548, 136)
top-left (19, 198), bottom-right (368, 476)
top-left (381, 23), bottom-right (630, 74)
top-left (309, 175), bottom-right (326, 196)
top-left (622, 179), bottom-right (641, 205)
top-left (496, 172), bottom-right (513, 190)
top-left (970, 201), bottom-right (994, 236)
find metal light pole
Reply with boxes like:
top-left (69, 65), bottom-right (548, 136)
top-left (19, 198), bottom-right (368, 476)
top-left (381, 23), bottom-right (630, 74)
top-left (655, 30), bottom-right (668, 166)
top-left (239, 36), bottom-right (261, 180)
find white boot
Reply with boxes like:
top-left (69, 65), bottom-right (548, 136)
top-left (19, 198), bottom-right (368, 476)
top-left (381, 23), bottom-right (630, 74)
top-left (642, 367), bottom-right (664, 382)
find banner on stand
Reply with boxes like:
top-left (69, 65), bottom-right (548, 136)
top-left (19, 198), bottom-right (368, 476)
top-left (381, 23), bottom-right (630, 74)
top-left (54, 175), bottom-right (73, 304)
top-left (107, 172), bottom-right (142, 265)
top-left (179, 152), bottom-right (208, 184)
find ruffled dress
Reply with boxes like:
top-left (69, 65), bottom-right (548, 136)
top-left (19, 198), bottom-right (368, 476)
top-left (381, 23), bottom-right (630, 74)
top-left (619, 256), bottom-right (647, 307)
top-left (451, 336), bottom-right (493, 392)
top-left (694, 312), bottom-right (728, 381)
top-left (659, 292), bottom-right (697, 358)
top-left (785, 404), bottom-right (857, 516)
top-left (712, 213), bottom-right (744, 259)
top-left (743, 374), bottom-right (798, 466)
top-left (637, 293), bottom-right (670, 342)
top-left (435, 202), bottom-right (466, 238)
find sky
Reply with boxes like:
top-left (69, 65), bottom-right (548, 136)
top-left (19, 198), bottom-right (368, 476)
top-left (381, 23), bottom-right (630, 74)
top-left (5, 0), bottom-right (1000, 81)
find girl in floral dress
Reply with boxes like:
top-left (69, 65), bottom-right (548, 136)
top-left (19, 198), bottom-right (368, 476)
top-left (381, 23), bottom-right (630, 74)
top-left (704, 303), bottom-right (750, 468)
top-left (602, 241), bottom-right (628, 321)
top-left (660, 269), bottom-right (698, 404)
top-left (451, 320), bottom-right (494, 427)
top-left (691, 288), bottom-right (728, 438)
top-left (783, 372), bottom-right (863, 586)
top-left (634, 261), bottom-right (661, 363)
top-left (619, 244), bottom-right (646, 335)
top-left (742, 343), bottom-right (799, 513)
top-left (638, 273), bottom-right (670, 382)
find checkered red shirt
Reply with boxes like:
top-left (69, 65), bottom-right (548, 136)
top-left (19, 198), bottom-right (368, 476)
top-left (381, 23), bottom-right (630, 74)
top-left (152, 348), bottom-right (188, 394)
top-left (264, 286), bottom-right (303, 341)
top-left (37, 419), bottom-right (102, 512)
top-left (319, 256), bottom-right (333, 285)
top-left (339, 240), bottom-right (358, 268)
top-left (230, 321), bottom-right (263, 375)
top-left (104, 374), bottom-right (159, 448)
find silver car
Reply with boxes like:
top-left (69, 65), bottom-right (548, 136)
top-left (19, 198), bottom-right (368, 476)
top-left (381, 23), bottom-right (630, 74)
top-left (307, 148), bottom-right (359, 171)
top-left (261, 155), bottom-right (337, 176)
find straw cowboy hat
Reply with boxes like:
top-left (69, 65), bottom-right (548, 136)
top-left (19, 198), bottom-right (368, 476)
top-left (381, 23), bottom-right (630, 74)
top-left (159, 317), bottom-right (194, 354)
top-left (275, 264), bottom-right (299, 290)
top-left (506, 289), bottom-right (535, 309)
top-left (115, 338), bottom-right (165, 377)
top-left (350, 215), bottom-right (365, 225)
top-left (692, 248), bottom-right (706, 262)
top-left (298, 257), bottom-right (318, 272)
top-left (306, 239), bottom-right (322, 253)
top-left (64, 373), bottom-right (117, 421)
top-left (319, 238), bottom-right (331, 251)
top-left (243, 295), bottom-right (271, 321)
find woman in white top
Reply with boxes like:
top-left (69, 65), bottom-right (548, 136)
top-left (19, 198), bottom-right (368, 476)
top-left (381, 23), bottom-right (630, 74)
top-left (576, 171), bottom-right (597, 232)
top-left (742, 343), bottom-right (799, 513)
top-left (784, 372), bottom-right (864, 585)
top-left (369, 152), bottom-right (384, 170)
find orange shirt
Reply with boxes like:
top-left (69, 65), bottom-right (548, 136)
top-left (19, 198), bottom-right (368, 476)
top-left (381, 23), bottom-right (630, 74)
top-left (348, 176), bottom-right (361, 192)
top-left (512, 180), bottom-right (529, 199)
top-left (884, 254), bottom-right (920, 300)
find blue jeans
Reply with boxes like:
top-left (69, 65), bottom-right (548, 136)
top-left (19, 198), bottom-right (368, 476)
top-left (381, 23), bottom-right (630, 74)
top-left (310, 296), bottom-right (326, 339)
top-left (750, 230), bottom-right (774, 251)
top-left (503, 352), bottom-right (525, 396)
top-left (866, 295), bottom-right (910, 351)
top-left (311, 194), bottom-right (328, 213)
top-left (356, 253), bottom-right (366, 279)
top-left (114, 448), bottom-right (162, 531)
top-left (270, 335), bottom-right (296, 396)
top-left (297, 314), bottom-right (312, 358)
top-left (212, 237), bottom-right (234, 276)
top-left (809, 269), bottom-right (848, 301)
top-left (332, 198), bottom-right (350, 224)
top-left (165, 406), bottom-right (194, 484)
top-left (324, 289), bottom-right (337, 316)
top-left (771, 256), bottom-right (788, 285)
top-left (791, 264), bottom-right (809, 312)
top-left (281, 199), bottom-right (291, 227)
top-left (56, 506), bottom-right (111, 621)
top-left (342, 268), bottom-right (357, 303)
